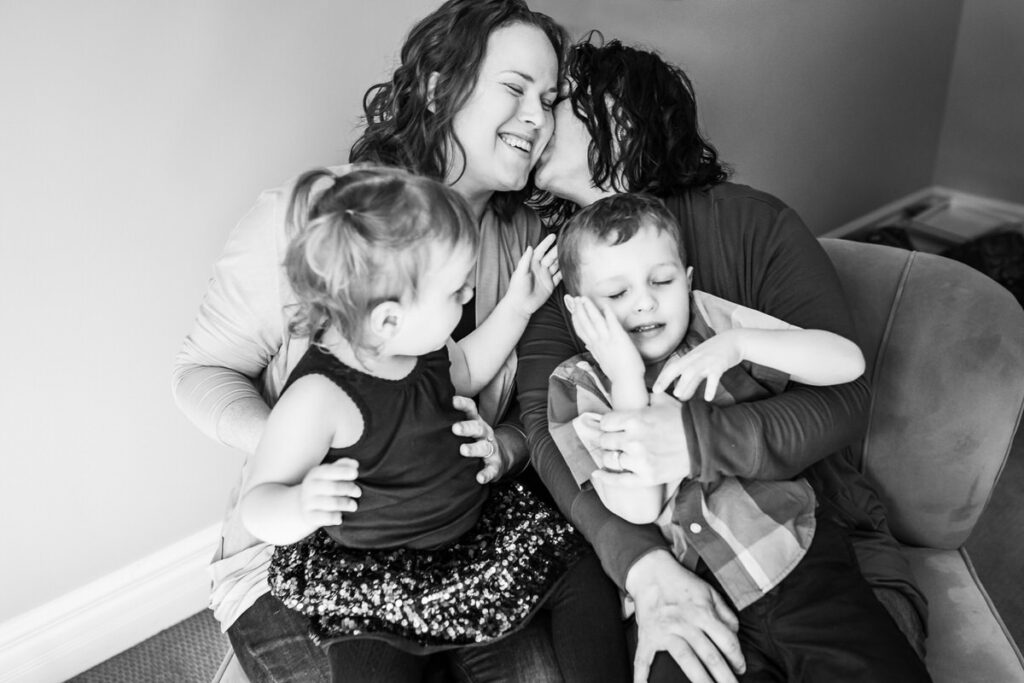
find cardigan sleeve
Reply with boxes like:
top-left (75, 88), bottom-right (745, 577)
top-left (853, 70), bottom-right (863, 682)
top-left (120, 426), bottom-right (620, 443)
top-left (170, 186), bottom-right (290, 443)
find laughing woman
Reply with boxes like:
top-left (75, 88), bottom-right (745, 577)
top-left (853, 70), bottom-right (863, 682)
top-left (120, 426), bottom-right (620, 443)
top-left (173, 3), bottom-right (627, 681)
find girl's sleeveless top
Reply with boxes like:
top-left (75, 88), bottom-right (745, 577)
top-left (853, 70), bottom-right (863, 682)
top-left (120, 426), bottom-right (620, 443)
top-left (282, 344), bottom-right (487, 550)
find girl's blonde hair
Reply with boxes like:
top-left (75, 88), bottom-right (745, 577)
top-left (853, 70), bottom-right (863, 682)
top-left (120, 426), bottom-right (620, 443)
top-left (284, 165), bottom-right (477, 353)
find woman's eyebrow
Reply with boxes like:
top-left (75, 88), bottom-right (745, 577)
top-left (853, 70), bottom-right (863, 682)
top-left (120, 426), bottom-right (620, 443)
top-left (502, 70), bottom-right (534, 82)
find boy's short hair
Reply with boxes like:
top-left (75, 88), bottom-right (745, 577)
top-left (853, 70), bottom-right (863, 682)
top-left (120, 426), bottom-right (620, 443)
top-left (559, 193), bottom-right (686, 295)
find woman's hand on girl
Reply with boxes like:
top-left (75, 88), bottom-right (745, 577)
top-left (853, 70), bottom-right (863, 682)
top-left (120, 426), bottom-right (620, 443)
top-left (452, 396), bottom-right (505, 484)
top-left (506, 233), bottom-right (561, 318)
top-left (298, 458), bottom-right (361, 527)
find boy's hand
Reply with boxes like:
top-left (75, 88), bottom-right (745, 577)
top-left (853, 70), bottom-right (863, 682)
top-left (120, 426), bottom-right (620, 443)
top-left (505, 234), bottom-right (560, 318)
top-left (298, 459), bottom-right (361, 528)
top-left (652, 329), bottom-right (744, 401)
top-left (565, 295), bottom-right (645, 384)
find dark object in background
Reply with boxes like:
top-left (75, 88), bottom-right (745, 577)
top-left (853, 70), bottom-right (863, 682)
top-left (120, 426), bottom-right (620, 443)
top-left (942, 228), bottom-right (1024, 308)
top-left (859, 226), bottom-right (915, 250)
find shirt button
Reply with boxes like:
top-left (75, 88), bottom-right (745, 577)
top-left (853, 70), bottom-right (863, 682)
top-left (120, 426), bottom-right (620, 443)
top-left (689, 523), bottom-right (702, 534)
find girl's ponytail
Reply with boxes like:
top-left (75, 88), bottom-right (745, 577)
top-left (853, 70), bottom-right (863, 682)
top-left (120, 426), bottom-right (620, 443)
top-left (282, 165), bottom-right (477, 354)
top-left (286, 168), bottom-right (339, 239)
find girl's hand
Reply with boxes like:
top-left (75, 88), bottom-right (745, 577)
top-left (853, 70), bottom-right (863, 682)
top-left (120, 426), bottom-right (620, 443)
top-left (452, 395), bottom-right (504, 484)
top-left (298, 458), bottom-right (361, 527)
top-left (505, 234), bottom-right (561, 318)
top-left (565, 294), bottom-right (645, 385)
top-left (652, 330), bottom-right (744, 401)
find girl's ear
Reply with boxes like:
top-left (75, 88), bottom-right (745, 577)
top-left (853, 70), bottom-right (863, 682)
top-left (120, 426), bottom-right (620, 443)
top-left (369, 300), bottom-right (403, 341)
top-left (685, 266), bottom-right (694, 288)
top-left (426, 72), bottom-right (440, 113)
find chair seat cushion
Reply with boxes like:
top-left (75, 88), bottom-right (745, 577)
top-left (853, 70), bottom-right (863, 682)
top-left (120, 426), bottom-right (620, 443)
top-left (905, 546), bottom-right (1023, 682)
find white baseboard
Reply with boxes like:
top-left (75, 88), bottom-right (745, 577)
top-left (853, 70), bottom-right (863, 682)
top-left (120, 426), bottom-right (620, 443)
top-left (824, 187), bottom-right (937, 238)
top-left (825, 185), bottom-right (1024, 239)
top-left (0, 523), bottom-right (221, 683)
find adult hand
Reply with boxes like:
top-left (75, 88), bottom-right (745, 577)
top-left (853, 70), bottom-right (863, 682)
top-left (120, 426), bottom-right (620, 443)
top-left (627, 551), bottom-right (744, 683)
top-left (595, 392), bottom-right (693, 487)
top-left (452, 396), bottom-right (505, 484)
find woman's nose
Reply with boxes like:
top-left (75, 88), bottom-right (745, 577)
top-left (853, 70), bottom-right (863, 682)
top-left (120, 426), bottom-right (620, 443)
top-left (518, 94), bottom-right (546, 128)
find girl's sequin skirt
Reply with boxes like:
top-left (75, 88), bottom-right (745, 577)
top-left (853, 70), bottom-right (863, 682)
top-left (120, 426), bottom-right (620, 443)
top-left (268, 481), bottom-right (587, 653)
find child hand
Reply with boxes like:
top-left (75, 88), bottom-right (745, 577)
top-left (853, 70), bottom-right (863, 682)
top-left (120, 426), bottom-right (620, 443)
top-left (565, 294), bottom-right (645, 384)
top-left (652, 330), bottom-right (744, 401)
top-left (505, 234), bottom-right (560, 318)
top-left (298, 458), bottom-right (361, 528)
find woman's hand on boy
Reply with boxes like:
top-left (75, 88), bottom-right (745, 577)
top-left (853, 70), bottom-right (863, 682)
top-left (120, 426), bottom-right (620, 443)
top-left (627, 550), bottom-right (744, 683)
top-left (596, 392), bottom-right (692, 486)
top-left (506, 234), bottom-right (561, 318)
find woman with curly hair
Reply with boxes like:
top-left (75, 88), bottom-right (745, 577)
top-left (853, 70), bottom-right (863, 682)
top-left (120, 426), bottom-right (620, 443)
top-left (173, 4), bottom-right (627, 682)
top-left (519, 37), bottom-right (930, 683)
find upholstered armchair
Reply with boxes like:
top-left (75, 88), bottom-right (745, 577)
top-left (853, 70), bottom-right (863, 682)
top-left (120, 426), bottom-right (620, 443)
top-left (821, 238), bottom-right (1024, 682)
top-left (215, 238), bottom-right (1024, 682)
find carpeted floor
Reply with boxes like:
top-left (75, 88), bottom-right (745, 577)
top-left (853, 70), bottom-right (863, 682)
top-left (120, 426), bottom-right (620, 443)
top-left (66, 610), bottom-right (228, 683)
top-left (68, 430), bottom-right (1024, 683)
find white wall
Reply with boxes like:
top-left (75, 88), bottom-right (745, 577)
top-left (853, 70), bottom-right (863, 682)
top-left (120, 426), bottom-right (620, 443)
top-left (535, 0), bottom-right (964, 235)
top-left (0, 0), bottom-right (1008, 640)
top-left (934, 0), bottom-right (1024, 205)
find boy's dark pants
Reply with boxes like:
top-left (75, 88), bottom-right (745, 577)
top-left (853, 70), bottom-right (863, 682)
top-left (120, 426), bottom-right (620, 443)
top-left (631, 515), bottom-right (932, 682)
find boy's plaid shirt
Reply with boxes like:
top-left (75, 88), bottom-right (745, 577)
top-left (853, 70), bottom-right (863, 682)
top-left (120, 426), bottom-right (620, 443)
top-left (547, 291), bottom-right (817, 610)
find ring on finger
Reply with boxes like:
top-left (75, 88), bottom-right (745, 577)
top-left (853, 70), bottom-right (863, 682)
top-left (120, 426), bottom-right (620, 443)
top-left (483, 437), bottom-right (497, 458)
top-left (608, 449), bottom-right (623, 471)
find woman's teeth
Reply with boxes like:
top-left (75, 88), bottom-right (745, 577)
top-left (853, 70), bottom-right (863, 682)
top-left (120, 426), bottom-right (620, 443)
top-left (499, 133), bottom-right (532, 153)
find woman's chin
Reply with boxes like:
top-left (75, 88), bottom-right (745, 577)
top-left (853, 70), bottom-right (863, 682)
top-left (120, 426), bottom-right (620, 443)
top-left (535, 178), bottom-right (576, 203)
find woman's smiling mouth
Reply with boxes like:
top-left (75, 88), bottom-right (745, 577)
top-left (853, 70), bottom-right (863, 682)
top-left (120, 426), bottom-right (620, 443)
top-left (499, 132), bottom-right (533, 154)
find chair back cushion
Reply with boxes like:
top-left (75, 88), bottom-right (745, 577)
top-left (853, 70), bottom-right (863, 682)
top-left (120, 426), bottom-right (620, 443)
top-left (821, 238), bottom-right (1024, 548)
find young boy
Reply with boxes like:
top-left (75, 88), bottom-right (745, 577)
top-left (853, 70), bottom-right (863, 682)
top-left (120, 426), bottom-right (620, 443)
top-left (547, 193), bottom-right (931, 681)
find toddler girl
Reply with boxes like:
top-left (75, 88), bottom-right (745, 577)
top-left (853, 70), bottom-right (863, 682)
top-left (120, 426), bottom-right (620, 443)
top-left (241, 166), bottom-right (628, 682)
